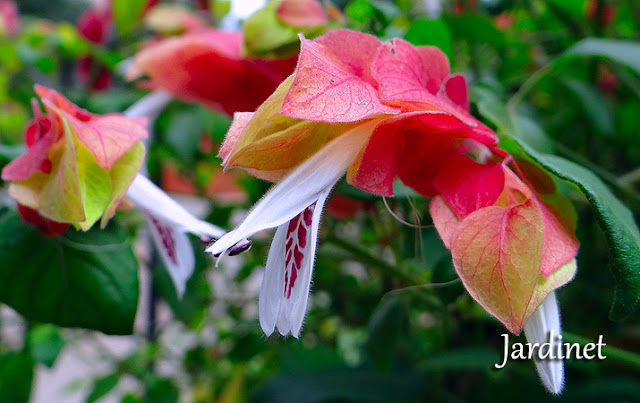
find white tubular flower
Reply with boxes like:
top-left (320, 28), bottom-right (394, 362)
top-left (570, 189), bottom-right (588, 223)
top-left (207, 128), bottom-right (370, 337)
top-left (123, 91), bottom-right (248, 297)
top-left (523, 291), bottom-right (564, 395)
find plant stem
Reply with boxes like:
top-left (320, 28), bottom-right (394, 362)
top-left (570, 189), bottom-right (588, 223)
top-left (507, 63), bottom-right (554, 112)
top-left (324, 234), bottom-right (418, 286)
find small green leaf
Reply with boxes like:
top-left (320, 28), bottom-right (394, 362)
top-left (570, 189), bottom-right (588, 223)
top-left (113, 0), bottom-right (148, 36)
top-left (87, 373), bottom-right (121, 403)
top-left (564, 39), bottom-right (640, 74)
top-left (0, 209), bottom-right (139, 335)
top-left (502, 138), bottom-right (640, 320)
top-left (26, 324), bottom-right (65, 368)
top-left (367, 296), bottom-right (405, 373)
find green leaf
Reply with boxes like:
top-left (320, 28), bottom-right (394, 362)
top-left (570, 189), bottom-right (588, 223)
top-left (443, 15), bottom-right (505, 49)
top-left (26, 324), bottom-right (65, 368)
top-left (86, 373), bottom-right (121, 403)
top-left (0, 352), bottom-right (34, 402)
top-left (470, 85), bottom-right (515, 133)
top-left (564, 39), bottom-right (640, 74)
top-left (562, 78), bottom-right (614, 136)
top-left (346, 0), bottom-right (377, 24)
top-left (253, 368), bottom-right (426, 403)
top-left (164, 110), bottom-right (205, 166)
top-left (0, 209), bottom-right (139, 334)
top-left (113, 0), bottom-right (148, 36)
top-left (501, 138), bottom-right (640, 320)
top-left (145, 378), bottom-right (179, 403)
top-left (367, 296), bottom-right (405, 373)
top-left (421, 347), bottom-right (499, 371)
top-left (404, 19), bottom-right (453, 61)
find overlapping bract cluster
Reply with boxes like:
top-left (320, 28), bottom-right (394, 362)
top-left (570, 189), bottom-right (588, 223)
top-left (220, 29), bottom-right (579, 334)
top-left (1, 85), bottom-right (148, 232)
top-left (127, 28), bottom-right (298, 116)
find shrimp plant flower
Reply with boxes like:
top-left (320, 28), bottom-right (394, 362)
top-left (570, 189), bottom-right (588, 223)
top-left (207, 29), bottom-right (579, 394)
top-left (1, 86), bottom-right (238, 297)
top-left (127, 28), bottom-right (297, 116)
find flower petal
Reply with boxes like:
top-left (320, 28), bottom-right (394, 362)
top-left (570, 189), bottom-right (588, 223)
top-left (126, 174), bottom-right (224, 239)
top-left (313, 29), bottom-right (381, 86)
top-left (207, 121), bottom-right (374, 257)
top-left (1, 122), bottom-right (54, 181)
top-left (142, 209), bottom-right (194, 298)
top-left (523, 291), bottom-right (564, 395)
top-left (281, 34), bottom-right (396, 123)
top-left (277, 187), bottom-right (331, 337)
top-left (36, 86), bottom-right (149, 170)
top-left (259, 223), bottom-right (288, 336)
top-left (438, 73), bottom-right (469, 112)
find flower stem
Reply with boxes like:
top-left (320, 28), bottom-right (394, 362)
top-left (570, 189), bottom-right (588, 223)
top-left (324, 234), bottom-right (418, 286)
top-left (507, 63), bottom-right (554, 112)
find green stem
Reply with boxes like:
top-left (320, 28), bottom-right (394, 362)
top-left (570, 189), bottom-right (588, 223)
top-left (563, 332), bottom-right (640, 367)
top-left (507, 63), bottom-right (554, 112)
top-left (324, 234), bottom-right (418, 286)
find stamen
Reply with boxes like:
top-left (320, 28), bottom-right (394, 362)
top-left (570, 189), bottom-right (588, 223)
top-left (382, 197), bottom-right (433, 229)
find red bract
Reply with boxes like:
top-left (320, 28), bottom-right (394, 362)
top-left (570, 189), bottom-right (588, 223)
top-left (430, 162), bottom-right (579, 333)
top-left (77, 4), bottom-right (111, 44)
top-left (127, 29), bottom-right (298, 116)
top-left (17, 204), bottom-right (69, 236)
top-left (76, 1), bottom-right (113, 91)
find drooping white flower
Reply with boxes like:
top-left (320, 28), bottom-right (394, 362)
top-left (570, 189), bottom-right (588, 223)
top-left (207, 125), bottom-right (371, 337)
top-left (523, 291), bottom-right (565, 395)
top-left (123, 91), bottom-right (249, 297)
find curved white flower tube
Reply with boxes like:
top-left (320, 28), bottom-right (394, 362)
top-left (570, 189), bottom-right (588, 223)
top-left (207, 124), bottom-right (373, 336)
top-left (523, 291), bottom-right (565, 394)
